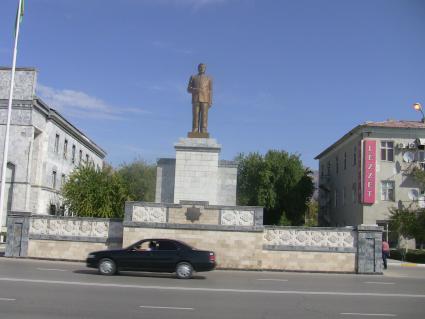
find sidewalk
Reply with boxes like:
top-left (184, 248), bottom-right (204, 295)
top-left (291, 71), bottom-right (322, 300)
top-left (387, 258), bottom-right (425, 268)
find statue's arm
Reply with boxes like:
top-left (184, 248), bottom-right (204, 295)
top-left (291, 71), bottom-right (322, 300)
top-left (209, 77), bottom-right (213, 106)
top-left (187, 76), bottom-right (194, 93)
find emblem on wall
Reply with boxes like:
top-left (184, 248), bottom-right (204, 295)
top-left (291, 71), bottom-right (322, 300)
top-left (186, 207), bottom-right (201, 222)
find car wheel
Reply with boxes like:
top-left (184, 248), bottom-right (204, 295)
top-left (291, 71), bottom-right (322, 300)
top-left (98, 258), bottom-right (116, 276)
top-left (176, 262), bottom-right (193, 279)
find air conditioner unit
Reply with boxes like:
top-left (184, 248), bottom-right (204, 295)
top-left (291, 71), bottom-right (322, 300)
top-left (409, 143), bottom-right (416, 149)
top-left (397, 143), bottom-right (406, 149)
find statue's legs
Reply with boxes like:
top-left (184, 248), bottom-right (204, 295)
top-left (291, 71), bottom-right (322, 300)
top-left (200, 102), bottom-right (209, 133)
top-left (192, 103), bottom-right (200, 132)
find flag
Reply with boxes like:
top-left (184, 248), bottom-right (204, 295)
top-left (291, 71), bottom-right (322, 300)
top-left (14, 0), bottom-right (25, 35)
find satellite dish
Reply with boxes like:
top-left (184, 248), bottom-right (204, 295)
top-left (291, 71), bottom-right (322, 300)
top-left (403, 151), bottom-right (415, 163)
top-left (408, 189), bottom-right (419, 200)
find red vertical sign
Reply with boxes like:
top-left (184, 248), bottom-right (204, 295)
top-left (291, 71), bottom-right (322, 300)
top-left (362, 140), bottom-right (376, 204)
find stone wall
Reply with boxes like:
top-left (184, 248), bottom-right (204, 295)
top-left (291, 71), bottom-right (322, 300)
top-left (0, 67), bottom-right (37, 100)
top-left (25, 216), bottom-right (123, 260)
top-left (155, 158), bottom-right (175, 203)
top-left (122, 224), bottom-right (357, 271)
top-left (8, 207), bottom-right (382, 273)
top-left (123, 226), bottom-right (264, 269)
top-left (125, 201), bottom-right (264, 227)
top-left (122, 202), bottom-right (374, 272)
top-left (262, 226), bottom-right (356, 272)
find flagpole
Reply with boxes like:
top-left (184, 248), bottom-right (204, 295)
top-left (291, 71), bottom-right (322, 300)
top-left (0, 0), bottom-right (24, 238)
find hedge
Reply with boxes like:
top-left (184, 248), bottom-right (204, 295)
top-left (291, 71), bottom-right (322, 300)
top-left (389, 249), bottom-right (425, 264)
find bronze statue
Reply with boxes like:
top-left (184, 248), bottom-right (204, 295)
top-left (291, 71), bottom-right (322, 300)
top-left (187, 63), bottom-right (213, 138)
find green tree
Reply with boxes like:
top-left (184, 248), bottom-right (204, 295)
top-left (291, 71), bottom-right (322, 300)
top-left (237, 150), bottom-right (314, 225)
top-left (116, 158), bottom-right (157, 202)
top-left (62, 164), bottom-right (128, 218)
top-left (388, 207), bottom-right (416, 240)
top-left (305, 199), bottom-right (319, 226)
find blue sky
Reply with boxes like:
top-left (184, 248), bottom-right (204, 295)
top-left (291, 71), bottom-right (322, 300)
top-left (1, 0), bottom-right (424, 169)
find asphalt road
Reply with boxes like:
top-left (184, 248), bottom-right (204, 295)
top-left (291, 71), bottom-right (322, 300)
top-left (0, 258), bottom-right (425, 319)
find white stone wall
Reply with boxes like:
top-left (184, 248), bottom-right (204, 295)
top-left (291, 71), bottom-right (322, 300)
top-left (155, 159), bottom-right (175, 203)
top-left (220, 209), bottom-right (255, 226)
top-left (216, 164), bottom-right (237, 206)
top-left (29, 216), bottom-right (123, 239)
top-left (0, 68), bottom-right (37, 100)
top-left (173, 138), bottom-right (220, 205)
top-left (132, 205), bottom-right (167, 223)
top-left (263, 227), bottom-right (355, 250)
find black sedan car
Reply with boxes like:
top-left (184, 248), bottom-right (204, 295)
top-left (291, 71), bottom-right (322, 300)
top-left (86, 239), bottom-right (216, 279)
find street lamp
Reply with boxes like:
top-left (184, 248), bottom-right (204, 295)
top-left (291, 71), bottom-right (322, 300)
top-left (413, 103), bottom-right (425, 123)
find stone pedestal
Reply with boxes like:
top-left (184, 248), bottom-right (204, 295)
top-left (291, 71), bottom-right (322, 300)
top-left (174, 138), bottom-right (221, 205)
top-left (155, 137), bottom-right (237, 206)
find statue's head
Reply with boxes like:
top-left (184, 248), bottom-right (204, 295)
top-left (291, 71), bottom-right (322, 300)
top-left (198, 63), bottom-right (206, 74)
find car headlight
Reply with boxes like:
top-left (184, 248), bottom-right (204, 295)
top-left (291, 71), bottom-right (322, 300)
top-left (87, 254), bottom-right (96, 259)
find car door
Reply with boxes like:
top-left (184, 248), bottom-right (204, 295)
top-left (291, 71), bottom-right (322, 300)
top-left (149, 240), bottom-right (180, 272)
top-left (120, 240), bottom-right (154, 271)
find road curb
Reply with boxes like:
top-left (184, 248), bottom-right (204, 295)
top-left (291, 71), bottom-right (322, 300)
top-left (388, 262), bottom-right (425, 268)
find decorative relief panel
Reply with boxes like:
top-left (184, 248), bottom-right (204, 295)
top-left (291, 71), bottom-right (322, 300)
top-left (133, 206), bottom-right (167, 223)
top-left (30, 218), bottom-right (109, 238)
top-left (263, 228), bottom-right (355, 248)
top-left (220, 210), bottom-right (254, 226)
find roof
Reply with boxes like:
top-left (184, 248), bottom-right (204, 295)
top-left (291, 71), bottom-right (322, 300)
top-left (315, 120), bottom-right (425, 160)
top-left (0, 67), bottom-right (36, 71)
top-left (363, 120), bottom-right (425, 129)
top-left (35, 98), bottom-right (107, 158)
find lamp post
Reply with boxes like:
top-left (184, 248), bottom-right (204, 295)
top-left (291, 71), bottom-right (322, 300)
top-left (413, 103), bottom-right (425, 123)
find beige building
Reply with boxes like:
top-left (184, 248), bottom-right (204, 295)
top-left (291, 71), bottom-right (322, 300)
top-left (315, 120), bottom-right (425, 243)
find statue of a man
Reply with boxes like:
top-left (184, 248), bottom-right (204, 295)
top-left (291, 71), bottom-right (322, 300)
top-left (187, 63), bottom-right (213, 136)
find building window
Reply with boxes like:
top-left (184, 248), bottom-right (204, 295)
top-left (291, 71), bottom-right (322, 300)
top-left (86, 154), bottom-right (89, 163)
top-left (63, 139), bottom-right (68, 159)
top-left (381, 181), bottom-right (395, 201)
top-left (342, 187), bottom-right (346, 206)
top-left (54, 134), bottom-right (59, 153)
top-left (335, 156), bottom-right (339, 174)
top-left (321, 165), bottom-right (324, 177)
top-left (353, 146), bottom-right (357, 166)
top-left (352, 183), bottom-right (357, 203)
top-left (72, 145), bottom-right (76, 164)
top-left (79, 150), bottom-right (83, 164)
top-left (327, 161), bottom-right (331, 176)
top-left (381, 141), bottom-right (394, 162)
top-left (52, 171), bottom-right (57, 189)
top-left (344, 152), bottom-right (347, 170)
top-left (61, 174), bottom-right (66, 187)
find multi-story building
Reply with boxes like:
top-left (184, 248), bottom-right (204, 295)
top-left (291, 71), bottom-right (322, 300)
top-left (0, 67), bottom-right (106, 238)
top-left (315, 120), bottom-right (425, 239)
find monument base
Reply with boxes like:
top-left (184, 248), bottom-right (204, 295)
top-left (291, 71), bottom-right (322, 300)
top-left (187, 132), bottom-right (210, 138)
top-left (155, 137), bottom-right (238, 206)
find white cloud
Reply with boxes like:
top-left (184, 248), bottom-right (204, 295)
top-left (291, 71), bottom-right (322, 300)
top-left (37, 84), bottom-right (149, 120)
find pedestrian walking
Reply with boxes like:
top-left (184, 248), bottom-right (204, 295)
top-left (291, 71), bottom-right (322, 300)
top-left (382, 240), bottom-right (390, 269)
